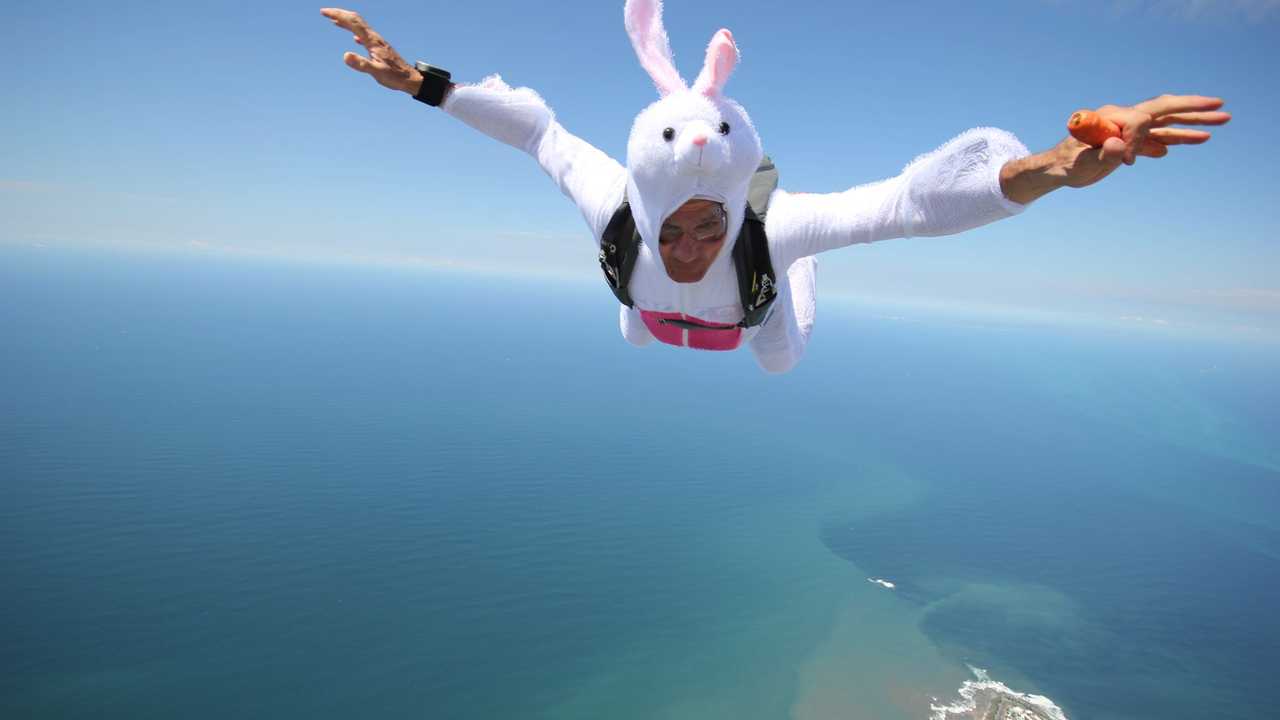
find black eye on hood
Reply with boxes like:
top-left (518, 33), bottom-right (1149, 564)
top-left (662, 127), bottom-right (675, 142)
top-left (718, 121), bottom-right (730, 135)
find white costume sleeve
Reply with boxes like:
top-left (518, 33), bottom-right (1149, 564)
top-left (441, 75), bottom-right (627, 242)
top-left (766, 128), bottom-right (1032, 272)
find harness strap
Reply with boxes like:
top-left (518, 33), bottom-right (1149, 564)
top-left (731, 204), bottom-right (776, 328)
top-left (599, 202), bottom-right (640, 308)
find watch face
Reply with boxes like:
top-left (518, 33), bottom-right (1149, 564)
top-left (414, 62), bottom-right (451, 80)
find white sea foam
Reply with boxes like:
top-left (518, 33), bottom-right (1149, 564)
top-left (929, 666), bottom-right (1069, 720)
top-left (866, 577), bottom-right (896, 589)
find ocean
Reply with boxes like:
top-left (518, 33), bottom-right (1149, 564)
top-left (3, 244), bottom-right (1278, 719)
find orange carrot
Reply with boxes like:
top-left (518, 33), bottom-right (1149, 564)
top-left (1067, 109), bottom-right (1120, 146)
top-left (1067, 109), bottom-right (1168, 158)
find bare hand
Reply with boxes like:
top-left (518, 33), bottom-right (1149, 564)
top-left (1054, 94), bottom-right (1231, 189)
top-left (321, 7), bottom-right (422, 94)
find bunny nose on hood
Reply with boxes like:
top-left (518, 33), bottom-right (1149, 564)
top-left (674, 121), bottom-right (724, 174)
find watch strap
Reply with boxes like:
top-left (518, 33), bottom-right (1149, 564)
top-left (412, 62), bottom-right (453, 107)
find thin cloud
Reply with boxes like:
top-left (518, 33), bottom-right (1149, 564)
top-left (1186, 287), bottom-right (1280, 311)
top-left (1111, 0), bottom-right (1280, 21)
top-left (1045, 0), bottom-right (1280, 21)
top-left (0, 179), bottom-right (58, 192)
top-left (0, 179), bottom-right (186, 205)
top-left (1118, 314), bottom-right (1172, 325)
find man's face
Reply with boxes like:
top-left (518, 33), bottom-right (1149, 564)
top-left (659, 199), bottom-right (727, 283)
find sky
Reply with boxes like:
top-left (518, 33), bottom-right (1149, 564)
top-left (3, 0), bottom-right (1278, 336)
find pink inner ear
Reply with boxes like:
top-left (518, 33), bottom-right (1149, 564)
top-left (694, 29), bottom-right (738, 97)
top-left (625, 0), bottom-right (687, 97)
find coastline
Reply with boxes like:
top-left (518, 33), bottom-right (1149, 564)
top-left (930, 668), bottom-right (1068, 720)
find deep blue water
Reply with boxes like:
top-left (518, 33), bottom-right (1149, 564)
top-left (3, 245), bottom-right (1278, 719)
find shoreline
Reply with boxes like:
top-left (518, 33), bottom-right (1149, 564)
top-left (930, 668), bottom-right (1069, 720)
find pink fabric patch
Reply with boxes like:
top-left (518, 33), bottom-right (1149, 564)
top-left (640, 310), bottom-right (742, 351)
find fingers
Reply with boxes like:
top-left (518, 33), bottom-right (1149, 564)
top-left (321, 7), bottom-right (362, 31)
top-left (1092, 134), bottom-right (1166, 160)
top-left (1099, 136), bottom-right (1128, 165)
top-left (1112, 109), bottom-right (1152, 166)
top-left (322, 8), bottom-right (374, 51)
top-left (1133, 94), bottom-right (1224, 118)
top-left (1088, 104), bottom-right (1148, 165)
top-left (321, 7), bottom-right (364, 33)
top-left (1151, 111), bottom-right (1232, 128)
top-left (343, 50), bottom-right (385, 76)
top-left (1149, 128), bottom-right (1211, 145)
top-left (1091, 129), bottom-right (1203, 166)
top-left (1102, 130), bottom-right (1203, 163)
top-left (1138, 139), bottom-right (1168, 158)
top-left (324, 7), bottom-right (415, 91)
top-left (1091, 93), bottom-right (1229, 166)
top-left (322, 7), bottom-right (386, 49)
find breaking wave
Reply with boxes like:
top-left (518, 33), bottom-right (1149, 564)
top-left (929, 667), bottom-right (1069, 720)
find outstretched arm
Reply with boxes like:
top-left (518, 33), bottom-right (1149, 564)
top-left (321, 8), bottom-right (626, 242)
top-left (765, 126), bottom-right (1031, 272)
top-left (766, 95), bottom-right (1229, 272)
top-left (998, 95), bottom-right (1229, 204)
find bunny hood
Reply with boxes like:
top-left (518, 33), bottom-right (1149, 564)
top-left (624, 0), bottom-right (763, 262)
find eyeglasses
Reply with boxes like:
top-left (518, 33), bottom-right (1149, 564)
top-left (659, 205), bottom-right (727, 245)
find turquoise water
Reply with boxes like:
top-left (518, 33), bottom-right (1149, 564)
top-left (3, 245), bottom-right (1277, 719)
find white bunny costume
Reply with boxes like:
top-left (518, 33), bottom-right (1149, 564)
top-left (441, 0), bottom-right (1030, 373)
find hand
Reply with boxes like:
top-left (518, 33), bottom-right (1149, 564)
top-left (1053, 94), bottom-right (1231, 189)
top-left (1000, 94), bottom-right (1231, 204)
top-left (321, 7), bottom-right (423, 94)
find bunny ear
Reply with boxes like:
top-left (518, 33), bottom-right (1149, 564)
top-left (624, 0), bottom-right (687, 97)
top-left (692, 29), bottom-right (738, 97)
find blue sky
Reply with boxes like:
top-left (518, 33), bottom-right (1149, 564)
top-left (4, 0), bottom-right (1277, 335)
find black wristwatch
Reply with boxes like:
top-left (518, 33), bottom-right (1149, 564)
top-left (412, 62), bottom-right (453, 107)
